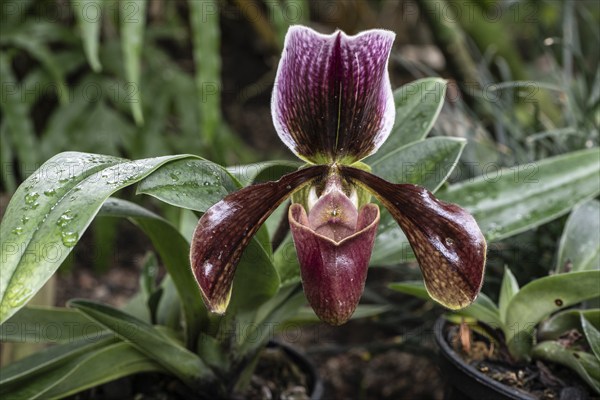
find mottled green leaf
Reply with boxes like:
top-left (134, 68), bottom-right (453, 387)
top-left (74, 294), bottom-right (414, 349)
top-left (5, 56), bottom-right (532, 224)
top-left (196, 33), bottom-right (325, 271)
top-left (372, 137), bottom-right (466, 190)
top-left (369, 78), bottom-right (447, 162)
top-left (538, 309), bottom-right (600, 340)
top-left (505, 271), bottom-right (600, 359)
top-left (440, 148), bottom-right (600, 242)
top-left (556, 199), bottom-right (600, 273)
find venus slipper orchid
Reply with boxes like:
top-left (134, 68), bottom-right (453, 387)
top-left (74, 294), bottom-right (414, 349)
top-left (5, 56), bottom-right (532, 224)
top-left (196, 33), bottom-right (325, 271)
top-left (190, 26), bottom-right (486, 325)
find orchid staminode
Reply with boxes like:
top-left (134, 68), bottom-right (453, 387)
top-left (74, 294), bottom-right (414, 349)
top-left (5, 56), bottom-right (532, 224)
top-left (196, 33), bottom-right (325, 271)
top-left (190, 26), bottom-right (486, 325)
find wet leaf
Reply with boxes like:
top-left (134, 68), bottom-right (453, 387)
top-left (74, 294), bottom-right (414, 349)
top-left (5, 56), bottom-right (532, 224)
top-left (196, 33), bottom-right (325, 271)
top-left (0, 152), bottom-right (193, 323)
top-left (369, 78), bottom-right (447, 162)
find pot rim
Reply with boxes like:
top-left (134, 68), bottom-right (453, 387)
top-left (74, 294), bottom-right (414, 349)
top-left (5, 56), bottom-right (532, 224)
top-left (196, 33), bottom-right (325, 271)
top-left (433, 317), bottom-right (537, 400)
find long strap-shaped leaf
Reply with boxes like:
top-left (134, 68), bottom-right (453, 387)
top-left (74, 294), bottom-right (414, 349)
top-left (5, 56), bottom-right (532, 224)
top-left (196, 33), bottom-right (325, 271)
top-left (69, 299), bottom-right (214, 388)
top-left (1, 305), bottom-right (105, 343)
top-left (99, 197), bottom-right (208, 345)
top-left (0, 335), bottom-right (115, 388)
top-left (0, 152), bottom-right (192, 323)
top-left (1, 341), bottom-right (165, 399)
top-left (120, 0), bottom-right (147, 125)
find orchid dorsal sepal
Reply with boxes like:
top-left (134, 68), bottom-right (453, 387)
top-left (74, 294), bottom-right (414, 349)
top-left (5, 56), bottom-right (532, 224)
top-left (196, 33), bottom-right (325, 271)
top-left (272, 25), bottom-right (396, 164)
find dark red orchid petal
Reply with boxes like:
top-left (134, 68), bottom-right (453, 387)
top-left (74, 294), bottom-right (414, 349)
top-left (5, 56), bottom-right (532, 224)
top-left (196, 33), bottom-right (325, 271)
top-left (341, 166), bottom-right (486, 309)
top-left (289, 203), bottom-right (380, 325)
top-left (190, 165), bottom-right (328, 314)
top-left (272, 26), bottom-right (395, 163)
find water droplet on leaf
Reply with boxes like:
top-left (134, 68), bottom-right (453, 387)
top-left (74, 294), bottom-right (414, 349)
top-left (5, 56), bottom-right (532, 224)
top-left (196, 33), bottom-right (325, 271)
top-left (25, 192), bottom-right (39, 205)
top-left (61, 231), bottom-right (79, 247)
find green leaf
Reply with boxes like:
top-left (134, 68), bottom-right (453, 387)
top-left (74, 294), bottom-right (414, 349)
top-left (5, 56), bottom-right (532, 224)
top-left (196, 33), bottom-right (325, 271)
top-left (120, 0), bottom-right (147, 125)
top-left (98, 198), bottom-right (206, 347)
top-left (273, 236), bottom-right (301, 286)
top-left (189, 0), bottom-right (223, 158)
top-left (227, 237), bottom-right (280, 313)
top-left (556, 199), bottom-right (600, 273)
top-left (1, 32), bottom-right (70, 105)
top-left (371, 137), bottom-right (466, 191)
top-left (137, 158), bottom-right (239, 212)
top-left (0, 122), bottom-right (16, 193)
top-left (1, 306), bottom-right (104, 343)
top-left (369, 78), bottom-right (447, 162)
top-left (532, 341), bottom-right (600, 394)
top-left (0, 52), bottom-right (39, 178)
top-left (72, 0), bottom-right (103, 72)
top-left (505, 271), bottom-right (600, 359)
top-left (440, 148), bottom-right (600, 241)
top-left (0, 152), bottom-right (192, 323)
top-left (538, 309), bottom-right (600, 340)
top-left (138, 161), bottom-right (280, 309)
top-left (0, 335), bottom-right (115, 388)
top-left (1, 342), bottom-right (165, 399)
top-left (582, 316), bottom-right (600, 362)
top-left (388, 281), bottom-right (501, 328)
top-left (69, 300), bottom-right (214, 387)
top-left (228, 160), bottom-right (301, 187)
top-left (498, 267), bottom-right (519, 325)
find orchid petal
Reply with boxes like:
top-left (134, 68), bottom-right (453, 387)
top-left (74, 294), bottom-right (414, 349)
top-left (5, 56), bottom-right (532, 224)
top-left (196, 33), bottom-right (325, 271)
top-left (341, 166), bottom-right (486, 309)
top-left (289, 203), bottom-right (380, 325)
top-left (272, 26), bottom-right (395, 163)
top-left (190, 165), bottom-right (328, 313)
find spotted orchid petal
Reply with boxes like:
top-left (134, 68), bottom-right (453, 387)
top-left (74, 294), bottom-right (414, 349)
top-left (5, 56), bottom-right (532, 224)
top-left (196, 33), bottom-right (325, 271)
top-left (272, 26), bottom-right (396, 164)
top-left (289, 187), bottom-right (380, 325)
top-left (342, 166), bottom-right (486, 309)
top-left (190, 165), bottom-right (328, 313)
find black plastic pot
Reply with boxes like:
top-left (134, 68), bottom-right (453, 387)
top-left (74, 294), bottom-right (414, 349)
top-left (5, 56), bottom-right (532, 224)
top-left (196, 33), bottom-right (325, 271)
top-left (434, 317), bottom-right (536, 400)
top-left (267, 340), bottom-right (324, 400)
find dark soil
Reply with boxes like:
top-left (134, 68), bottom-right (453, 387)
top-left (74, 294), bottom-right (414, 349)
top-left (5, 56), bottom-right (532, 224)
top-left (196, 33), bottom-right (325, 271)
top-left (445, 322), bottom-right (598, 400)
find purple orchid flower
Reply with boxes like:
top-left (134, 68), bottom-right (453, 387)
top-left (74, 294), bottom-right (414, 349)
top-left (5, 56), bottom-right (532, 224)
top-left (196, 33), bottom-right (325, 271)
top-left (190, 26), bottom-right (486, 325)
